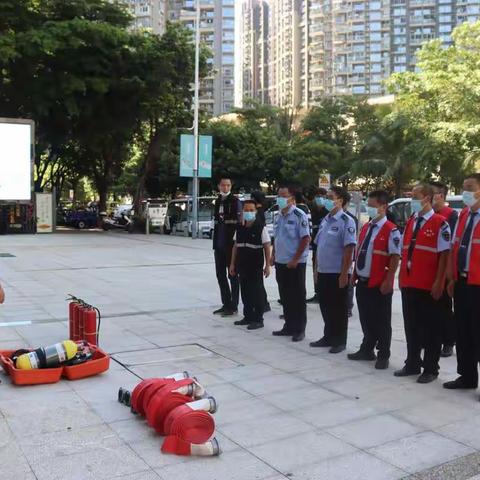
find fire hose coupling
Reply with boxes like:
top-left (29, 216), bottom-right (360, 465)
top-left (118, 387), bottom-right (132, 406)
top-left (186, 396), bottom-right (218, 414)
top-left (191, 437), bottom-right (221, 457)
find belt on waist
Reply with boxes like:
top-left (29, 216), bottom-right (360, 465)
top-left (358, 276), bottom-right (369, 282)
top-left (459, 272), bottom-right (468, 278)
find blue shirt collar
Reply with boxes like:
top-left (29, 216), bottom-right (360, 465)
top-left (328, 209), bottom-right (344, 221)
top-left (281, 205), bottom-right (295, 216)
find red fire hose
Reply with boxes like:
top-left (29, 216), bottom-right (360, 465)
top-left (162, 437), bottom-right (220, 456)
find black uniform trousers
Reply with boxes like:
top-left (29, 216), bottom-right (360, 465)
top-left (356, 280), bottom-right (392, 359)
top-left (214, 248), bottom-right (239, 311)
top-left (275, 262), bottom-right (307, 335)
top-left (439, 291), bottom-right (455, 347)
top-left (317, 273), bottom-right (349, 347)
top-left (239, 269), bottom-right (264, 324)
top-left (454, 278), bottom-right (480, 386)
top-left (401, 287), bottom-right (442, 374)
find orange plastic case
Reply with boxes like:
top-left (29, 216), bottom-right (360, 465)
top-left (0, 344), bottom-right (110, 385)
top-left (62, 346), bottom-right (110, 380)
top-left (0, 350), bottom-right (63, 385)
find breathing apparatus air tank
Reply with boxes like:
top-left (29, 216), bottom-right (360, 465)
top-left (15, 340), bottom-right (78, 370)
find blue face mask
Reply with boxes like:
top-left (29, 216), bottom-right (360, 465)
top-left (323, 199), bottom-right (335, 212)
top-left (243, 211), bottom-right (256, 222)
top-left (314, 197), bottom-right (325, 207)
top-left (410, 199), bottom-right (423, 214)
top-left (463, 191), bottom-right (477, 207)
top-left (367, 206), bottom-right (379, 219)
top-left (276, 197), bottom-right (289, 209)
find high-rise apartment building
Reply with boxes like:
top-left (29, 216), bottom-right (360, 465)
top-left (169, 0), bottom-right (236, 116)
top-left (242, 0), bottom-right (269, 104)
top-left (121, 0), bottom-right (168, 34)
top-left (241, 0), bottom-right (480, 106)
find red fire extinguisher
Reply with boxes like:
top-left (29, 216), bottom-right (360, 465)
top-left (84, 307), bottom-right (98, 346)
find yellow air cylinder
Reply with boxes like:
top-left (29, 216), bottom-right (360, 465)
top-left (16, 340), bottom-right (78, 370)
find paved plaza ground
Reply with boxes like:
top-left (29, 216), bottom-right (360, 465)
top-left (1, 231), bottom-right (480, 480)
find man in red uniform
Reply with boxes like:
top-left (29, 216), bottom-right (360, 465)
top-left (395, 184), bottom-right (451, 383)
top-left (430, 181), bottom-right (458, 357)
top-left (444, 173), bottom-right (480, 393)
top-left (348, 190), bottom-right (401, 370)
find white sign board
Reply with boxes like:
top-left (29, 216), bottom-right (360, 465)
top-left (318, 173), bottom-right (331, 189)
top-left (0, 120), bottom-right (33, 201)
top-left (35, 192), bottom-right (53, 233)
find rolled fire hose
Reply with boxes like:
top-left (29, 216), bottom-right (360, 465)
top-left (130, 372), bottom-right (190, 415)
top-left (162, 397), bottom-right (217, 445)
top-left (162, 436), bottom-right (221, 456)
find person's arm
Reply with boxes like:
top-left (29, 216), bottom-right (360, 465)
top-left (380, 255), bottom-right (400, 295)
top-left (287, 235), bottom-right (311, 269)
top-left (339, 245), bottom-right (355, 288)
top-left (263, 243), bottom-right (271, 277)
top-left (229, 243), bottom-right (237, 277)
top-left (432, 222), bottom-right (451, 300)
top-left (339, 218), bottom-right (357, 288)
top-left (432, 251), bottom-right (449, 300)
top-left (0, 283), bottom-right (4, 304)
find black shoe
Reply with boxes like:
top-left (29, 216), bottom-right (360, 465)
top-left (292, 332), bottom-right (305, 342)
top-left (279, 314), bottom-right (285, 320)
top-left (221, 309), bottom-right (238, 317)
top-left (375, 358), bottom-right (389, 370)
top-left (264, 304), bottom-right (271, 313)
top-left (443, 377), bottom-right (478, 389)
top-left (310, 337), bottom-right (330, 348)
top-left (247, 322), bottom-right (264, 330)
top-left (213, 307), bottom-right (225, 315)
top-left (440, 345), bottom-right (454, 357)
top-left (306, 295), bottom-right (318, 304)
top-left (234, 318), bottom-right (250, 326)
top-left (272, 329), bottom-right (291, 336)
top-left (329, 345), bottom-right (346, 354)
top-left (394, 366), bottom-right (421, 377)
top-left (348, 350), bottom-right (376, 361)
top-left (417, 372), bottom-right (438, 384)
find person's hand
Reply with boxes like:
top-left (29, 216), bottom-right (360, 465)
top-left (339, 272), bottom-right (348, 289)
top-left (229, 265), bottom-right (236, 277)
top-left (287, 259), bottom-right (299, 269)
top-left (431, 280), bottom-right (443, 301)
top-left (446, 279), bottom-right (455, 298)
top-left (380, 278), bottom-right (394, 295)
top-left (264, 265), bottom-right (271, 278)
top-left (351, 274), bottom-right (358, 287)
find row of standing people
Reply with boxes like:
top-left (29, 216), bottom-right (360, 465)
top-left (211, 175), bottom-right (480, 397)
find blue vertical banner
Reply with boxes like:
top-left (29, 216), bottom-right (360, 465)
top-left (198, 135), bottom-right (213, 178)
top-left (179, 134), bottom-right (194, 177)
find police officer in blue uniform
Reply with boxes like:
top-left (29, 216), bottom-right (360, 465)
top-left (310, 186), bottom-right (357, 353)
top-left (272, 186), bottom-right (311, 342)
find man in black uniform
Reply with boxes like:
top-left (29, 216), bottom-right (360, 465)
top-left (307, 188), bottom-right (328, 303)
top-left (229, 200), bottom-right (271, 330)
top-left (212, 177), bottom-right (241, 317)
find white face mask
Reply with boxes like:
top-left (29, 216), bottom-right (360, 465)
top-left (463, 190), bottom-right (477, 207)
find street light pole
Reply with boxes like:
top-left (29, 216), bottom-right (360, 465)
top-left (191, 0), bottom-right (201, 239)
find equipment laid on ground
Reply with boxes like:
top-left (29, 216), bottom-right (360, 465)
top-left (15, 340), bottom-right (77, 370)
top-left (118, 373), bottom-right (220, 457)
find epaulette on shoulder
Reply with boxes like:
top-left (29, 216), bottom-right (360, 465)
top-left (293, 209), bottom-right (303, 217)
top-left (340, 212), bottom-right (349, 222)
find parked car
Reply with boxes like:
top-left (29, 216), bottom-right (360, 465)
top-left (388, 195), bottom-right (463, 231)
top-left (128, 199), bottom-right (168, 233)
top-left (65, 209), bottom-right (98, 229)
top-left (164, 196), bottom-right (215, 238)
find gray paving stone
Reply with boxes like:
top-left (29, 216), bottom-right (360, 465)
top-left (436, 415), bottom-right (480, 450)
top-left (250, 430), bottom-right (356, 473)
top-left (156, 450), bottom-right (278, 480)
top-left (291, 450), bottom-right (406, 480)
top-left (327, 413), bottom-right (423, 449)
top-left (370, 431), bottom-right (475, 474)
